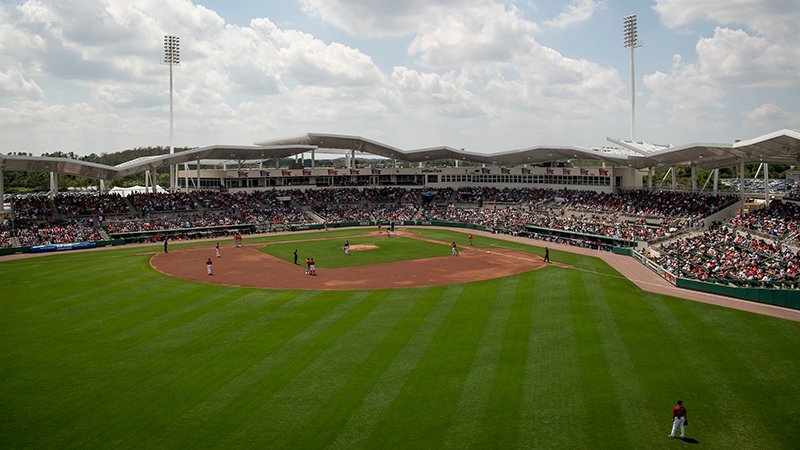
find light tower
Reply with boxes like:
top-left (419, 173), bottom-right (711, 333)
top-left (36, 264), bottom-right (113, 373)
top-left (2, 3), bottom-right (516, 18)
top-left (161, 35), bottom-right (180, 191)
top-left (623, 15), bottom-right (642, 141)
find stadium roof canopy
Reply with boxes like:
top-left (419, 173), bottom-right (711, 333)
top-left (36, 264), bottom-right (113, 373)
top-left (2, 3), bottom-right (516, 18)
top-left (1, 129), bottom-right (798, 181)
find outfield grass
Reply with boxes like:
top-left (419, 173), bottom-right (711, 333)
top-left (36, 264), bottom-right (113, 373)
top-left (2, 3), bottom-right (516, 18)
top-left (1, 229), bottom-right (799, 449)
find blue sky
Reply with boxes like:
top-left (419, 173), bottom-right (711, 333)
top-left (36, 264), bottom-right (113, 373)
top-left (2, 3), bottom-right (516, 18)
top-left (0, 0), bottom-right (797, 157)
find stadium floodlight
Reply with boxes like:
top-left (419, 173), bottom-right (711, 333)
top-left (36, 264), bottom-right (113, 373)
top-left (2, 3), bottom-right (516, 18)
top-left (623, 15), bottom-right (642, 141)
top-left (161, 35), bottom-right (180, 191)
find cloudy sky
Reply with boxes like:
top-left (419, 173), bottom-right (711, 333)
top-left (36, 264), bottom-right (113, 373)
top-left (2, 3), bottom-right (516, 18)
top-left (0, 0), bottom-right (798, 157)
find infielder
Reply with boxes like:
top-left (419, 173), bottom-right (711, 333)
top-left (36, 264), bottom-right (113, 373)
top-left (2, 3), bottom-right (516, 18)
top-left (216, 243), bottom-right (221, 258)
top-left (206, 258), bottom-right (212, 275)
top-left (452, 242), bottom-right (458, 256)
top-left (344, 240), bottom-right (349, 255)
top-left (309, 258), bottom-right (316, 276)
top-left (468, 234), bottom-right (473, 246)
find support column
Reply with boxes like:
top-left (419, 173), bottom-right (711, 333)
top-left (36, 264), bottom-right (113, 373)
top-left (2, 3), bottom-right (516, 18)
top-left (630, 167), bottom-right (635, 189)
top-left (740, 160), bottom-right (745, 216)
top-left (311, 149), bottom-right (316, 168)
top-left (648, 167), bottom-right (653, 190)
top-left (393, 157), bottom-right (397, 169)
top-left (764, 162), bottom-right (769, 208)
top-left (0, 166), bottom-right (4, 211)
top-left (691, 166), bottom-right (697, 192)
top-left (671, 166), bottom-right (676, 191)
top-left (145, 169), bottom-right (150, 191)
top-left (196, 158), bottom-right (201, 191)
top-left (275, 159), bottom-right (279, 169)
top-left (713, 169), bottom-right (719, 196)
top-left (50, 172), bottom-right (58, 197)
top-left (184, 163), bottom-right (190, 191)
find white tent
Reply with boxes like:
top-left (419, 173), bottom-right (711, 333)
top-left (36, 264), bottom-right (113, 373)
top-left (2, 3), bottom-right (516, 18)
top-left (109, 185), bottom-right (167, 197)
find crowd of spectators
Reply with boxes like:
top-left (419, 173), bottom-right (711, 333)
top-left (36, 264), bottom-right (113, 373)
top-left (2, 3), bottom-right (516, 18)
top-left (728, 201), bottom-right (800, 238)
top-left (314, 204), bottom-right (370, 223)
top-left (363, 187), bottom-right (406, 203)
top-left (306, 188), bottom-right (362, 203)
top-left (128, 193), bottom-right (197, 214)
top-left (561, 190), bottom-right (736, 219)
top-left (654, 224), bottom-right (799, 287)
top-left (241, 205), bottom-right (312, 225)
top-left (372, 204), bottom-right (417, 222)
top-left (106, 212), bottom-right (242, 234)
top-left (55, 193), bottom-right (129, 217)
top-left (15, 219), bottom-right (103, 246)
top-left (1, 222), bottom-right (13, 248)
top-left (12, 195), bottom-right (53, 220)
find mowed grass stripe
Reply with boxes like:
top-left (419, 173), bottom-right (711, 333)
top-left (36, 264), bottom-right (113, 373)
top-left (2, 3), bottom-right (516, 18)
top-left (568, 258), bottom-right (625, 446)
top-left (282, 287), bottom-right (446, 450)
top-left (582, 258), bottom-right (666, 449)
top-left (679, 300), bottom-right (799, 448)
top-left (441, 275), bottom-right (519, 450)
top-left (172, 290), bottom-right (379, 448)
top-left (518, 265), bottom-right (590, 450)
top-left (325, 284), bottom-right (464, 450)
top-left (363, 280), bottom-right (501, 449)
top-left (478, 272), bottom-right (535, 450)
top-left (227, 289), bottom-right (421, 446)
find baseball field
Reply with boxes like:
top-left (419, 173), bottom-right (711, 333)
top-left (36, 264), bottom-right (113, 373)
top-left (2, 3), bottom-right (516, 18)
top-left (1, 228), bottom-right (799, 449)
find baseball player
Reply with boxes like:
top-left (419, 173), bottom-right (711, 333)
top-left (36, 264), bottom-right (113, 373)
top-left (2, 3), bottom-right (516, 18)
top-left (235, 233), bottom-right (242, 247)
top-left (344, 240), bottom-right (349, 255)
top-left (293, 249), bottom-right (298, 265)
top-left (206, 257), bottom-right (212, 275)
top-left (452, 242), bottom-right (458, 256)
top-left (164, 237), bottom-right (169, 253)
top-left (306, 257), bottom-right (311, 275)
top-left (216, 243), bottom-right (221, 258)
top-left (378, 223), bottom-right (382, 234)
top-left (468, 234), bottom-right (473, 246)
top-left (309, 258), bottom-right (316, 276)
top-left (386, 228), bottom-right (391, 238)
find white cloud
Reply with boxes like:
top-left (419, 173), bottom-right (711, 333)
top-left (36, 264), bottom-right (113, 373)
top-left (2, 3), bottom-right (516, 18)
top-left (0, 68), bottom-right (44, 99)
top-left (643, 55), bottom-right (727, 130)
top-left (695, 27), bottom-right (800, 88)
top-left (299, 0), bottom-right (506, 36)
top-left (545, 0), bottom-right (604, 29)
top-left (652, 0), bottom-right (800, 38)
top-left (408, 4), bottom-right (539, 69)
top-left (652, 0), bottom-right (800, 88)
top-left (743, 103), bottom-right (799, 128)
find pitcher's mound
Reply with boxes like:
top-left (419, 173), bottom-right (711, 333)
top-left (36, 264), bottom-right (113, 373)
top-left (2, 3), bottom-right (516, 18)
top-left (350, 245), bottom-right (379, 251)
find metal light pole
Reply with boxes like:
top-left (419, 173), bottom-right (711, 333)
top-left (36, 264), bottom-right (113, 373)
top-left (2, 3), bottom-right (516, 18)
top-left (161, 35), bottom-right (180, 191)
top-left (623, 15), bottom-right (642, 141)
